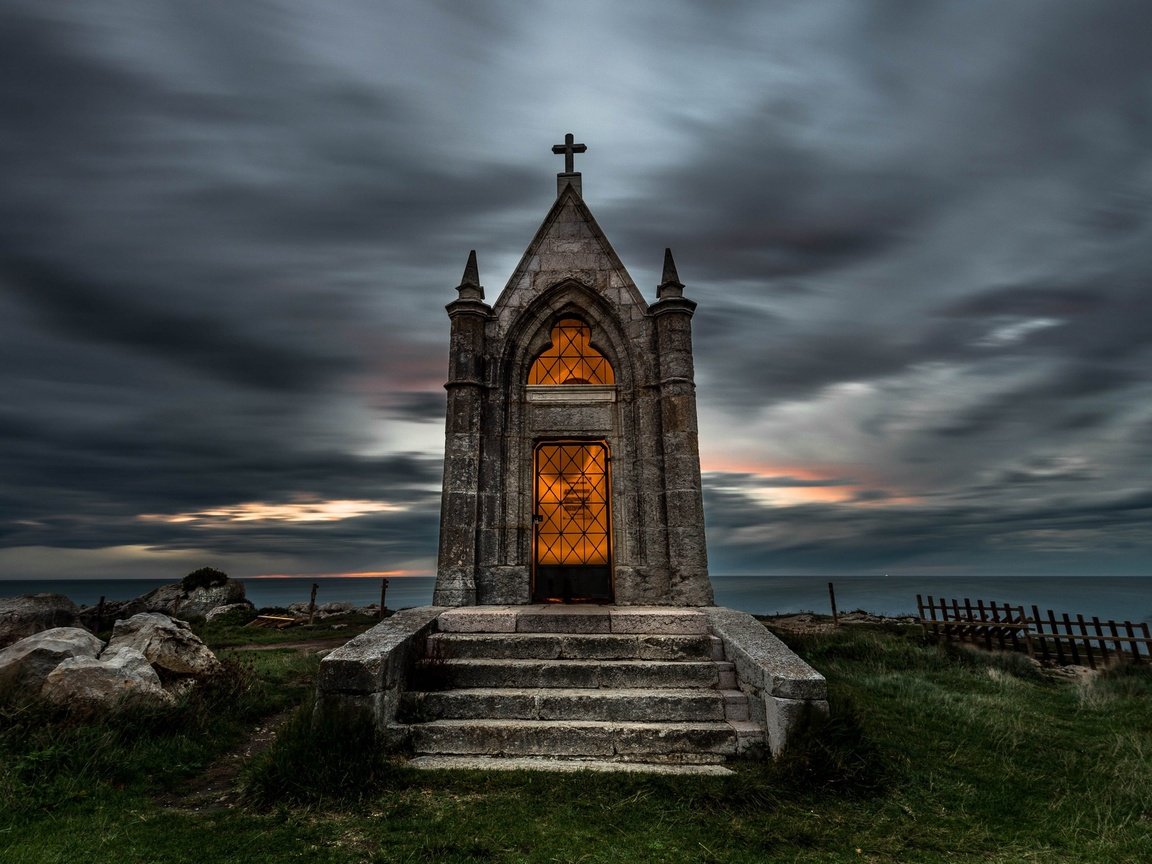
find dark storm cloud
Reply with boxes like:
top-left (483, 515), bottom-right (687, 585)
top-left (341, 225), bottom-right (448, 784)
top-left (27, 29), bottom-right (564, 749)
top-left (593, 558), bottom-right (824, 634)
top-left (703, 473), bottom-right (1152, 575)
top-left (2, 0), bottom-right (1151, 579)
top-left (3, 256), bottom-right (347, 391)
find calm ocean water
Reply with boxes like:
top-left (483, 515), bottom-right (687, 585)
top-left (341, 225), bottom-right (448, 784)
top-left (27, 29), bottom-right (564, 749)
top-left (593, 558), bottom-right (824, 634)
top-left (0, 574), bottom-right (1149, 625)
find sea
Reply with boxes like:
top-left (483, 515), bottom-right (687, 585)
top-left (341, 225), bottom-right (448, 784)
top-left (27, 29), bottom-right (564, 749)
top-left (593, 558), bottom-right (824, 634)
top-left (1, 573), bottom-right (1149, 626)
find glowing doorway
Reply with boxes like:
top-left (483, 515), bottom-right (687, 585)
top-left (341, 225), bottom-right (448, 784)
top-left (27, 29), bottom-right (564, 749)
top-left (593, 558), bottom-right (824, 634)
top-left (533, 440), bottom-right (613, 602)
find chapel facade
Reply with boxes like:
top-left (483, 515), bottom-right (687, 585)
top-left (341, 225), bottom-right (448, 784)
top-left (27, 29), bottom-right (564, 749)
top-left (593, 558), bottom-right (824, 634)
top-left (434, 136), bottom-right (713, 607)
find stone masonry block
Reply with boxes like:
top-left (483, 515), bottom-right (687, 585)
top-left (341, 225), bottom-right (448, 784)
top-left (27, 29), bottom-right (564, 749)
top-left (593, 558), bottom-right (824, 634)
top-left (765, 696), bottom-right (830, 756)
top-left (437, 607), bottom-right (519, 633)
top-left (609, 608), bottom-right (709, 635)
top-left (317, 606), bottom-right (445, 695)
top-left (704, 607), bottom-right (826, 700)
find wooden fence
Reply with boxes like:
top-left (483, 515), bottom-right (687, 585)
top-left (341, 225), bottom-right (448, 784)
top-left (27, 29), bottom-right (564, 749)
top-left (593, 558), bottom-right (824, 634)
top-left (916, 595), bottom-right (1151, 669)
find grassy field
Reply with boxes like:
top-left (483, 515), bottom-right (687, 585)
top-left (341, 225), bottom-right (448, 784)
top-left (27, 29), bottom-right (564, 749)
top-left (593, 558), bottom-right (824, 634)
top-left (2, 619), bottom-right (1149, 863)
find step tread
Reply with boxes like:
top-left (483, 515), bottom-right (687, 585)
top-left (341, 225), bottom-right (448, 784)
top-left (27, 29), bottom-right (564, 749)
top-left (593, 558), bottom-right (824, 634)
top-left (407, 718), bottom-right (741, 731)
top-left (408, 756), bottom-right (734, 776)
top-left (407, 686), bottom-right (736, 698)
top-left (439, 658), bottom-right (732, 667)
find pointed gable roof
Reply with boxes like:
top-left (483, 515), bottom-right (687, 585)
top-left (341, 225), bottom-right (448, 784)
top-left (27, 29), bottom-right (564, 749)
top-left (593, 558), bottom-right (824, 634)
top-left (491, 183), bottom-right (649, 334)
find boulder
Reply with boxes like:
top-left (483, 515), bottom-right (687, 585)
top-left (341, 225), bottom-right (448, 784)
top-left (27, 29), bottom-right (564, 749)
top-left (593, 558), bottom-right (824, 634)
top-left (42, 653), bottom-right (173, 709)
top-left (204, 602), bottom-right (256, 623)
top-left (106, 613), bottom-right (221, 677)
top-left (134, 578), bottom-right (249, 621)
top-left (0, 627), bottom-right (104, 691)
top-left (0, 594), bottom-right (82, 648)
top-left (100, 645), bottom-right (163, 685)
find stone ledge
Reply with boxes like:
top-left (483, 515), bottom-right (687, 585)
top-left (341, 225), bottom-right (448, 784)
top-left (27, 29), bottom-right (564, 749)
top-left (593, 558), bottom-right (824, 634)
top-left (704, 606), bottom-right (828, 756)
top-left (704, 607), bottom-right (827, 701)
top-left (317, 606), bottom-right (446, 694)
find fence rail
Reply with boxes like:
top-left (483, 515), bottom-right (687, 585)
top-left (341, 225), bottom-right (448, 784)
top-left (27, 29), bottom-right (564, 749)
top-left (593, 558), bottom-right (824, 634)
top-left (916, 594), bottom-right (1151, 669)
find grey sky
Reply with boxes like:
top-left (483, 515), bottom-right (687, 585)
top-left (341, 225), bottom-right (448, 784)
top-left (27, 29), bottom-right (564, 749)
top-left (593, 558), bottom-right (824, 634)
top-left (2, 0), bottom-right (1150, 580)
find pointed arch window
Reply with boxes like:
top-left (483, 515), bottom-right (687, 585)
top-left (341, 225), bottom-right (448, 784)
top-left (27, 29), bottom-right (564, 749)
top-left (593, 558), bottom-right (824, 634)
top-left (528, 319), bottom-right (615, 386)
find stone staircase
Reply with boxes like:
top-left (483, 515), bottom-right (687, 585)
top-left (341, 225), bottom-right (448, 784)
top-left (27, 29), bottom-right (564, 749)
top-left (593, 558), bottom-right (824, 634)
top-left (395, 606), bottom-right (764, 774)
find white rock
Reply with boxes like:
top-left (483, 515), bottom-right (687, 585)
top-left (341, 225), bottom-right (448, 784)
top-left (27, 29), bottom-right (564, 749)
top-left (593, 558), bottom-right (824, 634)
top-left (42, 655), bottom-right (173, 708)
top-left (0, 627), bottom-right (104, 690)
top-left (99, 645), bottom-right (162, 687)
top-left (204, 602), bottom-right (255, 623)
top-left (107, 613), bottom-right (222, 677)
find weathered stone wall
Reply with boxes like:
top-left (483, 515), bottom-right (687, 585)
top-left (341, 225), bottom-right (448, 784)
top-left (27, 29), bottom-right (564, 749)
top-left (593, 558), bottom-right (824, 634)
top-left (434, 180), bottom-right (714, 607)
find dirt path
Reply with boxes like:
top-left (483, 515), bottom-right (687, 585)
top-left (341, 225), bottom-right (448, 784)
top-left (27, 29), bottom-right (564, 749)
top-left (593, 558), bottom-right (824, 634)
top-left (222, 636), bottom-right (354, 653)
top-left (155, 708), bottom-right (293, 811)
top-left (156, 636), bottom-right (357, 811)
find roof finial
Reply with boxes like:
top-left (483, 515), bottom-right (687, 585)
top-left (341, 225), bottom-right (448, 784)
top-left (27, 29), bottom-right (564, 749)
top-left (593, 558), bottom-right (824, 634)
top-left (552, 132), bottom-right (587, 197)
top-left (456, 249), bottom-right (484, 300)
top-left (551, 132), bottom-right (587, 174)
top-left (657, 247), bottom-right (684, 299)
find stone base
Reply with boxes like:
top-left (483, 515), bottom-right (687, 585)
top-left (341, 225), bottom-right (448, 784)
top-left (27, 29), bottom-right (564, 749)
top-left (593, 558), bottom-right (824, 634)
top-left (315, 604), bottom-right (828, 769)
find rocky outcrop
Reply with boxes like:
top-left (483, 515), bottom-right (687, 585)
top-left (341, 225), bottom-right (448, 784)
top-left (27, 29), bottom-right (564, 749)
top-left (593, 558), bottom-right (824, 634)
top-left (204, 602), bottom-right (256, 623)
top-left (106, 613), bottom-right (222, 677)
top-left (137, 579), bottom-right (249, 621)
top-left (42, 649), bottom-right (173, 708)
top-left (0, 627), bottom-right (104, 690)
top-left (0, 594), bottom-right (83, 648)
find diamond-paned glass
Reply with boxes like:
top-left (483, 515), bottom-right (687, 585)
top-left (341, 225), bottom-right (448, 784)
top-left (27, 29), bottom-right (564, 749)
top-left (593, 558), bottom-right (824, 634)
top-left (534, 442), bottom-right (610, 566)
top-left (528, 319), bottom-right (615, 385)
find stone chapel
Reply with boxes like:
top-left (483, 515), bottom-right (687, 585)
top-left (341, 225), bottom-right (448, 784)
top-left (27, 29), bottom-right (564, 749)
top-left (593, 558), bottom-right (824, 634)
top-left (434, 134), bottom-right (714, 608)
top-left (317, 137), bottom-right (829, 767)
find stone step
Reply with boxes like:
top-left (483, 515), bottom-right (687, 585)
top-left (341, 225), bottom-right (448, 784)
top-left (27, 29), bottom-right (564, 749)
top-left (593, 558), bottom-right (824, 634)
top-left (436, 606), bottom-right (709, 636)
top-left (433, 658), bottom-right (736, 690)
top-left (406, 718), bottom-right (763, 761)
top-left (407, 755), bottom-right (735, 776)
top-left (401, 687), bottom-right (750, 723)
top-left (425, 631), bottom-right (719, 662)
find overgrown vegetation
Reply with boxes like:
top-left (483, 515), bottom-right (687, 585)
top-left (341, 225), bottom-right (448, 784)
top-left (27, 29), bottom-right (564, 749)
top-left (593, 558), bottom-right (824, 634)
top-left (180, 566), bottom-right (230, 592)
top-left (3, 621), bottom-right (1150, 864)
top-left (242, 695), bottom-right (415, 807)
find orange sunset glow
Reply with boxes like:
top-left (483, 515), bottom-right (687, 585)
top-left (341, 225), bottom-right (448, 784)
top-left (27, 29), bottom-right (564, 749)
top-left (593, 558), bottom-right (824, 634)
top-left (138, 499), bottom-right (407, 527)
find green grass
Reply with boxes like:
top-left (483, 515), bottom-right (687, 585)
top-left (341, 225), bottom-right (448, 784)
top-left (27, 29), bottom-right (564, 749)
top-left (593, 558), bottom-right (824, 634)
top-left (194, 610), bottom-right (382, 648)
top-left (3, 624), bottom-right (1150, 863)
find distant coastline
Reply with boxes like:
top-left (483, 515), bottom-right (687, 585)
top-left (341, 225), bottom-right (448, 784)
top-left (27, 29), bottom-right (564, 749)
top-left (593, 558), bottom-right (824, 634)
top-left (0, 573), bottom-right (1149, 625)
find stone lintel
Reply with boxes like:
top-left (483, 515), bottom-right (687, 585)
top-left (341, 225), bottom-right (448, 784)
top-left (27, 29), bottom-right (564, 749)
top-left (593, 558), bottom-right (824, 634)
top-left (525, 385), bottom-right (616, 403)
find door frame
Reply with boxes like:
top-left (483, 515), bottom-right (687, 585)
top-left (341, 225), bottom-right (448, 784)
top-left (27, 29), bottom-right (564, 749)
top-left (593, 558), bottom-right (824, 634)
top-left (530, 437), bottom-right (614, 603)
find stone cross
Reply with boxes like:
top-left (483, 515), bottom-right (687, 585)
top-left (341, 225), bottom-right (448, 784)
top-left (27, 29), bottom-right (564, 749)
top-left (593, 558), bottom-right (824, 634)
top-left (552, 133), bottom-right (587, 174)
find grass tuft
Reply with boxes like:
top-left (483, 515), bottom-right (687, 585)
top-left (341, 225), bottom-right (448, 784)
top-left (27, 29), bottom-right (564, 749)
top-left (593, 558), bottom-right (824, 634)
top-left (242, 696), bottom-right (415, 807)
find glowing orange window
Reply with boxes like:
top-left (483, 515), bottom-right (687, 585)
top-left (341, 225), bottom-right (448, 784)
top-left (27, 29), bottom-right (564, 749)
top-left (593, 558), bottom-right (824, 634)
top-left (534, 442), bottom-right (611, 567)
top-left (528, 319), bottom-right (615, 385)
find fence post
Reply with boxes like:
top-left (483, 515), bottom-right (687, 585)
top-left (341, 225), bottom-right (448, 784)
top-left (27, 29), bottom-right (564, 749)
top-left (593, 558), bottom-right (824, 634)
top-left (308, 582), bottom-right (318, 625)
top-left (828, 582), bottom-right (839, 627)
top-left (1092, 617), bottom-right (1109, 665)
top-left (1018, 605), bottom-right (1034, 658)
top-left (379, 578), bottom-right (390, 620)
top-left (1124, 621), bottom-right (1141, 663)
top-left (1032, 606), bottom-right (1050, 664)
top-left (1075, 614), bottom-right (1095, 669)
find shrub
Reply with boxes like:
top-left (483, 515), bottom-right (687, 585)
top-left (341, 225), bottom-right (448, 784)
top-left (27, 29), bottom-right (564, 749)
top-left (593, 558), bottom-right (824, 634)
top-left (242, 696), bottom-right (413, 807)
top-left (181, 567), bottom-right (229, 592)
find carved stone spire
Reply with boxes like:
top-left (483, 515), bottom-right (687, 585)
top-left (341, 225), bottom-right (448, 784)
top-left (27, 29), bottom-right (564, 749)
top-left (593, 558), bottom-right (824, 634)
top-left (656, 247), bottom-right (684, 299)
top-left (456, 249), bottom-right (484, 300)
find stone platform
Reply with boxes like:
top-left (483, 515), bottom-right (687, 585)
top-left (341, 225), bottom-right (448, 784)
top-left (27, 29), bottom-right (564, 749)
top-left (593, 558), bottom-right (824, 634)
top-left (316, 605), bottom-right (828, 773)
